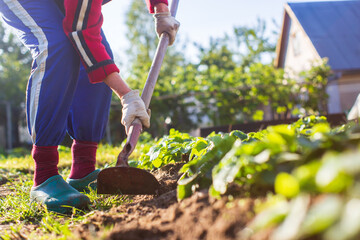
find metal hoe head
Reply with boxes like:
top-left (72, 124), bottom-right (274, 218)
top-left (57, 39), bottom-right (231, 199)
top-left (97, 167), bottom-right (160, 195)
top-left (97, 122), bottom-right (160, 195)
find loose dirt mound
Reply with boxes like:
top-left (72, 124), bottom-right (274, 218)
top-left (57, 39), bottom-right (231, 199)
top-left (75, 164), bottom-right (259, 240)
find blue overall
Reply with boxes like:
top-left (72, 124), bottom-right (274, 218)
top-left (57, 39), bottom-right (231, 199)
top-left (0, 0), bottom-right (113, 146)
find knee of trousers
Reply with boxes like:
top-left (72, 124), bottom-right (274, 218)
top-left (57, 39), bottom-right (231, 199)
top-left (27, 37), bottom-right (82, 146)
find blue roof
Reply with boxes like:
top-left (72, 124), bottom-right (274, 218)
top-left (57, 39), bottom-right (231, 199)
top-left (288, 1), bottom-right (360, 71)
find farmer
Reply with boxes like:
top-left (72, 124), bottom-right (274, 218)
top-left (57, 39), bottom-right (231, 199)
top-left (0, 0), bottom-right (179, 213)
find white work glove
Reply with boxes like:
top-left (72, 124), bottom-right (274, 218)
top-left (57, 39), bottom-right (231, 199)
top-left (154, 12), bottom-right (180, 45)
top-left (120, 90), bottom-right (150, 134)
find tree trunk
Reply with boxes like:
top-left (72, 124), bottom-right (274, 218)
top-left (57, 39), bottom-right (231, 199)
top-left (11, 107), bottom-right (21, 147)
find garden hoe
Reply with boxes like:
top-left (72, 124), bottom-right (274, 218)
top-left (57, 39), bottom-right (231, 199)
top-left (97, 0), bottom-right (180, 195)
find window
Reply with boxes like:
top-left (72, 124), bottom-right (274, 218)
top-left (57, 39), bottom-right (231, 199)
top-left (291, 32), bottom-right (301, 56)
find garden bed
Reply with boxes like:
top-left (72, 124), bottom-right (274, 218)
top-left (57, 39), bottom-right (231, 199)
top-left (1, 116), bottom-right (360, 240)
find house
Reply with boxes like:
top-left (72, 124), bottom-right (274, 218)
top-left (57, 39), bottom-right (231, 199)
top-left (275, 0), bottom-right (360, 114)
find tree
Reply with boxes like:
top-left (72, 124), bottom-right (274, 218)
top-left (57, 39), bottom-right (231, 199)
top-left (298, 59), bottom-right (330, 115)
top-left (190, 22), bottom-right (280, 125)
top-left (189, 21), bottom-right (330, 124)
top-left (107, 3), bottom-right (332, 142)
top-left (108, 0), bottom-right (194, 141)
top-left (0, 21), bottom-right (32, 147)
top-left (233, 19), bottom-right (276, 68)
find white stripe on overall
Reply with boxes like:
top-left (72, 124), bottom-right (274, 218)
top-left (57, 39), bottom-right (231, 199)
top-left (3, 0), bottom-right (48, 143)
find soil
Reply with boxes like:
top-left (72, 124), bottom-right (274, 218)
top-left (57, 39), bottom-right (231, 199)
top-left (74, 164), bottom-right (264, 240)
top-left (0, 164), bottom-right (270, 239)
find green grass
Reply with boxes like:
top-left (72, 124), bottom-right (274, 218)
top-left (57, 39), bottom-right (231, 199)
top-left (0, 143), bottom-right (138, 240)
top-left (0, 143), bottom-right (134, 172)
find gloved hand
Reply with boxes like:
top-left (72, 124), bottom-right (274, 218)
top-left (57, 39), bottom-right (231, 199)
top-left (154, 12), bottom-right (180, 45)
top-left (120, 90), bottom-right (150, 134)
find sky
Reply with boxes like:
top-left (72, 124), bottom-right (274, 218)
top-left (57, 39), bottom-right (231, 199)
top-left (101, 0), bottom-right (342, 64)
top-left (0, 0), bottom-right (343, 65)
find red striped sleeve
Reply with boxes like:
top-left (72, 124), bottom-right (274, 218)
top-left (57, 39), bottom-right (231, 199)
top-left (145, 0), bottom-right (169, 13)
top-left (63, 0), bottom-right (119, 83)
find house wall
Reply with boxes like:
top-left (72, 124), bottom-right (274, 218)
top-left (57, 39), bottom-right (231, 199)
top-left (326, 81), bottom-right (342, 114)
top-left (338, 73), bottom-right (360, 111)
top-left (276, 5), bottom-right (360, 115)
top-left (283, 17), bottom-right (320, 75)
top-left (282, 16), bottom-right (344, 114)
top-left (281, 12), bottom-right (360, 114)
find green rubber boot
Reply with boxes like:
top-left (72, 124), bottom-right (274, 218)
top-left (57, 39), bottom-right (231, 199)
top-left (30, 175), bottom-right (90, 214)
top-left (67, 169), bottom-right (100, 192)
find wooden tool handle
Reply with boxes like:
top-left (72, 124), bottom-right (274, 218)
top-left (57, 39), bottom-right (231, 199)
top-left (141, 0), bottom-right (180, 108)
top-left (116, 0), bottom-right (180, 166)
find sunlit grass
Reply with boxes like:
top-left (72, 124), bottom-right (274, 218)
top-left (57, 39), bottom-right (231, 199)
top-left (0, 133), bottom-right (156, 239)
top-left (0, 174), bottom-right (42, 224)
top-left (96, 144), bottom-right (122, 167)
top-left (96, 141), bottom-right (151, 167)
top-left (0, 142), bottom-right (150, 239)
top-left (0, 154), bottom-right (33, 171)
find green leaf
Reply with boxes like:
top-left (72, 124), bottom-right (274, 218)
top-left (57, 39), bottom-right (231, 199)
top-left (324, 198), bottom-right (360, 240)
top-left (298, 195), bottom-right (343, 238)
top-left (177, 173), bottom-right (194, 200)
top-left (270, 194), bottom-right (311, 240)
top-left (275, 172), bottom-right (300, 198)
top-left (230, 130), bottom-right (248, 141)
top-left (178, 134), bottom-right (236, 199)
top-left (254, 149), bottom-right (271, 164)
top-left (148, 146), bottom-right (161, 162)
top-left (152, 157), bottom-right (163, 168)
top-left (293, 161), bottom-right (321, 192)
top-left (248, 200), bottom-right (289, 232)
top-left (194, 139), bottom-right (210, 152)
top-left (212, 140), bottom-right (242, 194)
top-left (276, 152), bottom-right (302, 163)
top-left (209, 185), bottom-right (221, 199)
top-left (316, 152), bottom-right (353, 193)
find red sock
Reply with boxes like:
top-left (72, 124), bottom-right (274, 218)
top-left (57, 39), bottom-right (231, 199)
top-left (32, 145), bottom-right (59, 187)
top-left (68, 140), bottom-right (97, 179)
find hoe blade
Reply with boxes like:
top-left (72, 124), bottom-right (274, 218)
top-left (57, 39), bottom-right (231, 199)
top-left (97, 167), bottom-right (160, 195)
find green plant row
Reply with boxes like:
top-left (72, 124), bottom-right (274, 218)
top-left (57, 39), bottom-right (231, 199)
top-left (135, 116), bottom-right (360, 239)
